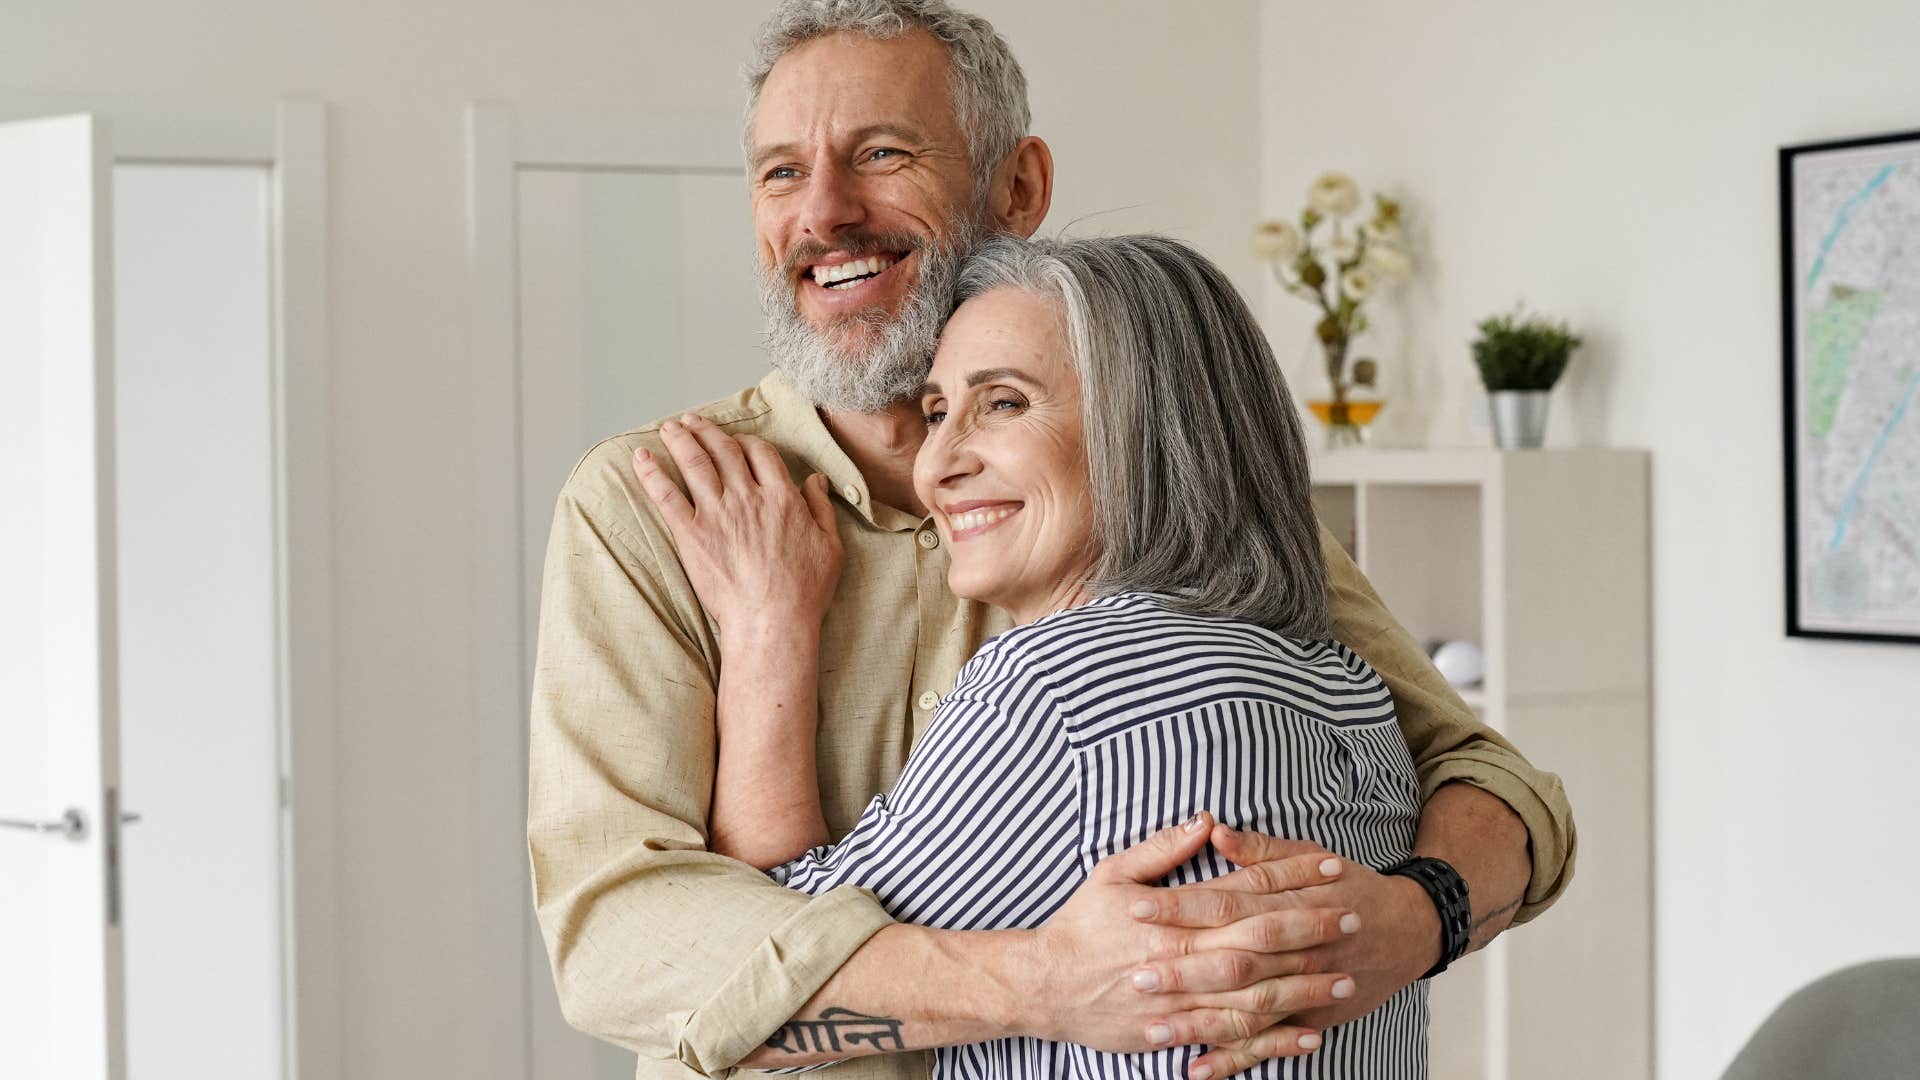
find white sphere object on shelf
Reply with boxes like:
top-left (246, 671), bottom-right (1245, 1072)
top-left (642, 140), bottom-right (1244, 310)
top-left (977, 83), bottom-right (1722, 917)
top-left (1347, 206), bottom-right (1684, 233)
top-left (1431, 640), bottom-right (1485, 689)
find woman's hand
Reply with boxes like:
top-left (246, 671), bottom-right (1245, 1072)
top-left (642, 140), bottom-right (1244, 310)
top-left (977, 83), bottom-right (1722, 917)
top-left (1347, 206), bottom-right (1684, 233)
top-left (631, 412), bottom-right (843, 637)
top-left (1022, 813), bottom-right (1360, 1064)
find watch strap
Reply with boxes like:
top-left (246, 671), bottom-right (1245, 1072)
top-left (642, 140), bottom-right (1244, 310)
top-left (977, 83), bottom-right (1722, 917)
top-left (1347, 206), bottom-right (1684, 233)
top-left (1386, 855), bottom-right (1471, 979)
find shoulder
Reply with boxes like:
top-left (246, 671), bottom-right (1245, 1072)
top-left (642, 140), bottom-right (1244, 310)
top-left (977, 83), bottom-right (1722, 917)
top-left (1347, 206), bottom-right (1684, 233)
top-left (557, 377), bottom-right (778, 518)
top-left (967, 594), bottom-right (1398, 737)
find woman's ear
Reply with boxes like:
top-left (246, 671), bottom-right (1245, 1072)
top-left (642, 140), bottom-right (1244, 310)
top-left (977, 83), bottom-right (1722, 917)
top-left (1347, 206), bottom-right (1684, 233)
top-left (989, 135), bottom-right (1054, 239)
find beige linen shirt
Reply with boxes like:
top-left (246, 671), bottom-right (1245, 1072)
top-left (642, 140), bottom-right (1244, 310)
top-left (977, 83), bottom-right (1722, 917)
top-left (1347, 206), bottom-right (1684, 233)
top-left (528, 371), bottom-right (1576, 1080)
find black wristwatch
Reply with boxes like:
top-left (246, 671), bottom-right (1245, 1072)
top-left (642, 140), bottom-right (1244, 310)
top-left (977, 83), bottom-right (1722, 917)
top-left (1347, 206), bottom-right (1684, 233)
top-left (1385, 856), bottom-right (1471, 979)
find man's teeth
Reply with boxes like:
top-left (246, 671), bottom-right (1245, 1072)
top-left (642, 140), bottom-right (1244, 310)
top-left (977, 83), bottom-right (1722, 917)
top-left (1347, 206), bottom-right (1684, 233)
top-left (950, 506), bottom-right (1018, 532)
top-left (811, 254), bottom-right (899, 288)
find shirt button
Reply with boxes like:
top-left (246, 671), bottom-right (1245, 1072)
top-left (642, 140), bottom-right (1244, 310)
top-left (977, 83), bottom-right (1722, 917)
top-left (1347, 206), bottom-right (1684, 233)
top-left (917, 691), bottom-right (940, 711)
top-left (841, 484), bottom-right (862, 505)
top-left (917, 530), bottom-right (939, 550)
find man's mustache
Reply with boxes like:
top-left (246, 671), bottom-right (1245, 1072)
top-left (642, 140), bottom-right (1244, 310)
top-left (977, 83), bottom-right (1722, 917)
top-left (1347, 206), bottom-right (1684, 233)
top-left (776, 230), bottom-right (930, 279)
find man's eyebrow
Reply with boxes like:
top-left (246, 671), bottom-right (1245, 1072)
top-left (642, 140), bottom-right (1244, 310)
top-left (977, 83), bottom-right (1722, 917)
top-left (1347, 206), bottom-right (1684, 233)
top-left (751, 124), bottom-right (931, 172)
top-left (847, 122), bottom-right (929, 147)
top-left (750, 141), bottom-right (803, 172)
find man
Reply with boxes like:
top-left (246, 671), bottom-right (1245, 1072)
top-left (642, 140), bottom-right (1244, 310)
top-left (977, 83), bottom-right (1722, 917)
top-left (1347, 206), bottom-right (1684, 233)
top-left (527, 2), bottom-right (1576, 1077)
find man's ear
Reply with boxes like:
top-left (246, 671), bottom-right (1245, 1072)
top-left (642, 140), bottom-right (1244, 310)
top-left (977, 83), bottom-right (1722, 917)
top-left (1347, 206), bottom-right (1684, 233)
top-left (988, 135), bottom-right (1053, 239)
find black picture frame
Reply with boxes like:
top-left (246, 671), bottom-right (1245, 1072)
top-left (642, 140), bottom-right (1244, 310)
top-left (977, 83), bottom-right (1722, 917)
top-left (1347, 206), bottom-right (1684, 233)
top-left (1779, 127), bottom-right (1920, 645)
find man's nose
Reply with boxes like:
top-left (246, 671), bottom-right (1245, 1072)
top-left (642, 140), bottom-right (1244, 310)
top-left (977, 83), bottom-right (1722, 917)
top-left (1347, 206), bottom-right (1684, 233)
top-left (797, 161), bottom-right (866, 240)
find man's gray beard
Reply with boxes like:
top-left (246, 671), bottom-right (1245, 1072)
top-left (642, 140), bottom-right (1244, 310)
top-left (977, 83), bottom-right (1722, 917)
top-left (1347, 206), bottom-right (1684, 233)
top-left (761, 225), bottom-right (979, 415)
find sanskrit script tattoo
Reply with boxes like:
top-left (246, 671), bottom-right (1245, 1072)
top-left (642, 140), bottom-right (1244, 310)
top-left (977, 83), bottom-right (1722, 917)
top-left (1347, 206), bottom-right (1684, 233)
top-left (764, 1008), bottom-right (908, 1056)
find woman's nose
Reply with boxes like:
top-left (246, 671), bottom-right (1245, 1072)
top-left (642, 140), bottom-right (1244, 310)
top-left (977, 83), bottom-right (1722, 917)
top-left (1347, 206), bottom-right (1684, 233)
top-left (916, 422), bottom-right (982, 494)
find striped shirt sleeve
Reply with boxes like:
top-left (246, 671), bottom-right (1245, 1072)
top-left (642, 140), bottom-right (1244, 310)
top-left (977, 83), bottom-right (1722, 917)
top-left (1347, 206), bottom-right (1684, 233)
top-left (770, 691), bottom-right (1083, 930)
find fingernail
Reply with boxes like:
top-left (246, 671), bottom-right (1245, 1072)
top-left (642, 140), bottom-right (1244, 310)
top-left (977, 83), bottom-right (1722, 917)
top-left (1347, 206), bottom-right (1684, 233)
top-left (1332, 978), bottom-right (1355, 999)
top-left (661, 419), bottom-right (678, 431)
top-left (1130, 899), bottom-right (1157, 919)
top-left (1192, 1065), bottom-right (1214, 1080)
top-left (1183, 813), bottom-right (1206, 834)
top-left (1340, 913), bottom-right (1361, 934)
top-left (1298, 1032), bottom-right (1322, 1051)
top-left (1131, 969), bottom-right (1159, 991)
top-left (1148, 1024), bottom-right (1173, 1046)
top-left (1319, 857), bottom-right (1341, 876)
top-left (680, 412), bottom-right (698, 424)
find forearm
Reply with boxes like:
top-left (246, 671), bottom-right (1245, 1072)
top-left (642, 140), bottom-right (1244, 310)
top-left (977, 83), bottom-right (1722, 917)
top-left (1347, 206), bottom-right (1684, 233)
top-left (735, 924), bottom-right (1036, 1068)
top-left (710, 619), bottom-right (830, 869)
top-left (1412, 781), bottom-right (1531, 953)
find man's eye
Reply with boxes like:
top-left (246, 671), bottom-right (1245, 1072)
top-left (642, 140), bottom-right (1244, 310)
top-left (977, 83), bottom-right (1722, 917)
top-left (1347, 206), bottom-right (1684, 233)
top-left (763, 166), bottom-right (800, 182)
top-left (867, 147), bottom-right (905, 162)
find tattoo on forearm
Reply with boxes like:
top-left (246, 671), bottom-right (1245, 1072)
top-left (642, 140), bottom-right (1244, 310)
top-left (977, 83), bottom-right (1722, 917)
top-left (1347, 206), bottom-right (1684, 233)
top-left (1471, 896), bottom-right (1523, 935)
top-left (764, 1008), bottom-right (908, 1056)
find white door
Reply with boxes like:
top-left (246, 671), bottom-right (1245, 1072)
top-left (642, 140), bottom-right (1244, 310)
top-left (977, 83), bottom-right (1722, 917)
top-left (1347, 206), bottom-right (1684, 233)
top-left (0, 112), bottom-right (128, 1080)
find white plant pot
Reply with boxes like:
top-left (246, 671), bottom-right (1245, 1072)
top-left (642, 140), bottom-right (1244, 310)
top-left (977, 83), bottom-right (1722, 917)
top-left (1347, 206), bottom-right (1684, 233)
top-left (1489, 389), bottom-right (1552, 449)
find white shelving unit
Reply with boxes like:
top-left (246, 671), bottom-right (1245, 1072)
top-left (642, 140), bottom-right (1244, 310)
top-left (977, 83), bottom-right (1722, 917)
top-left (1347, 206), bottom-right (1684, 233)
top-left (1311, 448), bottom-right (1652, 1080)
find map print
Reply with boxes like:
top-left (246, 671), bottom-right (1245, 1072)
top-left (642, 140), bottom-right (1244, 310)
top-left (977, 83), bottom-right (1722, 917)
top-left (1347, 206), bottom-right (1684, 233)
top-left (1789, 137), bottom-right (1920, 638)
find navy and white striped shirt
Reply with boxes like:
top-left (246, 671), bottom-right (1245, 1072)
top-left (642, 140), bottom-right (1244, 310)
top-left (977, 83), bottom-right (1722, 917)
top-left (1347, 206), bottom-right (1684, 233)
top-left (771, 592), bottom-right (1428, 1079)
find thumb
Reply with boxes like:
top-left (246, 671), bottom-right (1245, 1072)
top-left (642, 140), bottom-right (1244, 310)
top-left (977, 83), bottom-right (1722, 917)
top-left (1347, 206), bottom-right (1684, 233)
top-left (803, 474), bottom-right (839, 536)
top-left (1211, 822), bottom-right (1327, 868)
top-left (1093, 812), bottom-right (1213, 884)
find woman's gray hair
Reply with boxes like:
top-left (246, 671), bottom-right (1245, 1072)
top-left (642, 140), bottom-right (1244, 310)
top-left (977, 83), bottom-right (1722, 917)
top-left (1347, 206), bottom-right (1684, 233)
top-left (744, 0), bottom-right (1030, 191)
top-left (955, 234), bottom-right (1330, 639)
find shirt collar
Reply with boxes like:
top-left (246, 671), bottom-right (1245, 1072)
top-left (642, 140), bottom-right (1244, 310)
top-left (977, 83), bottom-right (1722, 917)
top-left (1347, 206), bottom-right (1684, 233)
top-left (756, 369), bottom-right (925, 533)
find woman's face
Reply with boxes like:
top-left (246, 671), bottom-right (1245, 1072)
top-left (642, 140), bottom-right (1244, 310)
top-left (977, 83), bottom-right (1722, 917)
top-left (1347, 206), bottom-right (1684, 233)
top-left (914, 287), bottom-right (1097, 624)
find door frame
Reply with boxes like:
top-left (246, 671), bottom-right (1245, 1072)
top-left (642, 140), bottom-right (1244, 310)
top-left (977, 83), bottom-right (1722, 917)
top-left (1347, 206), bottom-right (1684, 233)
top-left (463, 101), bottom-right (744, 1075)
top-left (0, 96), bottom-right (337, 1080)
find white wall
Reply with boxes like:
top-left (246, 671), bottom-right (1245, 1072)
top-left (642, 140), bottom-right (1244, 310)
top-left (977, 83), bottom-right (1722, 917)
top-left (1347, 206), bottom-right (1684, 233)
top-left (2, 3), bottom-right (1261, 1077)
top-left (1257, 0), bottom-right (1920, 1074)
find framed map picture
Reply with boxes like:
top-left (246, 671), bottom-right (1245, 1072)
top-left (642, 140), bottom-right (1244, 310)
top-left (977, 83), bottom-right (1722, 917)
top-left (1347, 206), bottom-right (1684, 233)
top-left (1780, 128), bottom-right (1920, 644)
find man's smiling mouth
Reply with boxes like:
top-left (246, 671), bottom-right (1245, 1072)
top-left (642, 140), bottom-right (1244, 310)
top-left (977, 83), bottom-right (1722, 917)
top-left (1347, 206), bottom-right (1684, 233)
top-left (808, 253), bottom-right (905, 290)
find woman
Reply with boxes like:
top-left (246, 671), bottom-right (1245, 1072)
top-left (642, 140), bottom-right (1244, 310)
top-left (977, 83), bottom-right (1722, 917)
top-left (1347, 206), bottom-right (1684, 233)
top-left (635, 235), bottom-right (1426, 1078)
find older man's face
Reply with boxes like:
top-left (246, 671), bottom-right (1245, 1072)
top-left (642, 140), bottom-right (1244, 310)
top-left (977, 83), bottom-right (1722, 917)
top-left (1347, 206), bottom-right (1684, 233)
top-left (750, 29), bottom-right (982, 362)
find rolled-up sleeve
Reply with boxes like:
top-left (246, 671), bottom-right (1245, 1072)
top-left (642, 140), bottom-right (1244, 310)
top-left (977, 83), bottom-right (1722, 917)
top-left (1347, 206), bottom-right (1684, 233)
top-left (527, 443), bottom-right (894, 1075)
top-left (1319, 526), bottom-right (1577, 923)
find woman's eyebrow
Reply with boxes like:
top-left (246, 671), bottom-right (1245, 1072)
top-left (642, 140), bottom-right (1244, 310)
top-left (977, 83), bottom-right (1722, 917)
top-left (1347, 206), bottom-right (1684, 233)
top-left (964, 366), bottom-right (1039, 388)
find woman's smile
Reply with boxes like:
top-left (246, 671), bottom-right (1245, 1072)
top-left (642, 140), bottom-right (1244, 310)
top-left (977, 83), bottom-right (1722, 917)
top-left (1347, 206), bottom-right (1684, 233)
top-left (942, 500), bottom-right (1023, 540)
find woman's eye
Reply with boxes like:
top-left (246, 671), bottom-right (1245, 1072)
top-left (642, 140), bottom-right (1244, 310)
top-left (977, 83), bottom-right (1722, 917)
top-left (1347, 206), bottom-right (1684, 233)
top-left (988, 397), bottom-right (1023, 412)
top-left (922, 409), bottom-right (946, 426)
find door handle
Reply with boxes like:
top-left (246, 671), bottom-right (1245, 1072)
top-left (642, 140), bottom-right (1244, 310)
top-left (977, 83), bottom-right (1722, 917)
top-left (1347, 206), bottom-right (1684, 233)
top-left (0, 808), bottom-right (87, 841)
top-left (0, 808), bottom-right (141, 839)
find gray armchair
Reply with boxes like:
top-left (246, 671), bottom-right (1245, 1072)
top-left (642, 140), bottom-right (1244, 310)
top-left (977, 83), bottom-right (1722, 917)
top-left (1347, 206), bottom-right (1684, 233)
top-left (1722, 958), bottom-right (1920, 1079)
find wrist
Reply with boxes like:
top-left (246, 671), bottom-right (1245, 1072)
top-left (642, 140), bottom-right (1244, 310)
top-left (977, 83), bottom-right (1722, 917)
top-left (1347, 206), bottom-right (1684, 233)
top-left (969, 929), bottom-right (1051, 1041)
top-left (728, 612), bottom-right (827, 650)
top-left (1393, 873), bottom-right (1444, 976)
top-left (1386, 856), bottom-right (1471, 979)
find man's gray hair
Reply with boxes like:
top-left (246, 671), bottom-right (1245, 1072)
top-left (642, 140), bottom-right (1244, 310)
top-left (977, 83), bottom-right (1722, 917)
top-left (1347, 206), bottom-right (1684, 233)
top-left (744, 0), bottom-right (1031, 187)
top-left (954, 234), bottom-right (1330, 640)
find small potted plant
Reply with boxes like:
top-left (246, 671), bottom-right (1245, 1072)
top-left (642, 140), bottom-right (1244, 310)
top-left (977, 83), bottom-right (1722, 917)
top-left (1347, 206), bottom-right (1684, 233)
top-left (1470, 306), bottom-right (1582, 449)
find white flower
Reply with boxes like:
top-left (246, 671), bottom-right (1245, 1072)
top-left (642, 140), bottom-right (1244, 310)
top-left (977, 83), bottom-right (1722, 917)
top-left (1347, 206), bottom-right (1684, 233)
top-left (1328, 235), bottom-right (1360, 263)
top-left (1363, 242), bottom-right (1413, 281)
top-left (1341, 268), bottom-right (1376, 300)
top-left (1364, 221), bottom-right (1402, 245)
top-left (1250, 220), bottom-right (1303, 263)
top-left (1308, 171), bottom-right (1361, 216)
